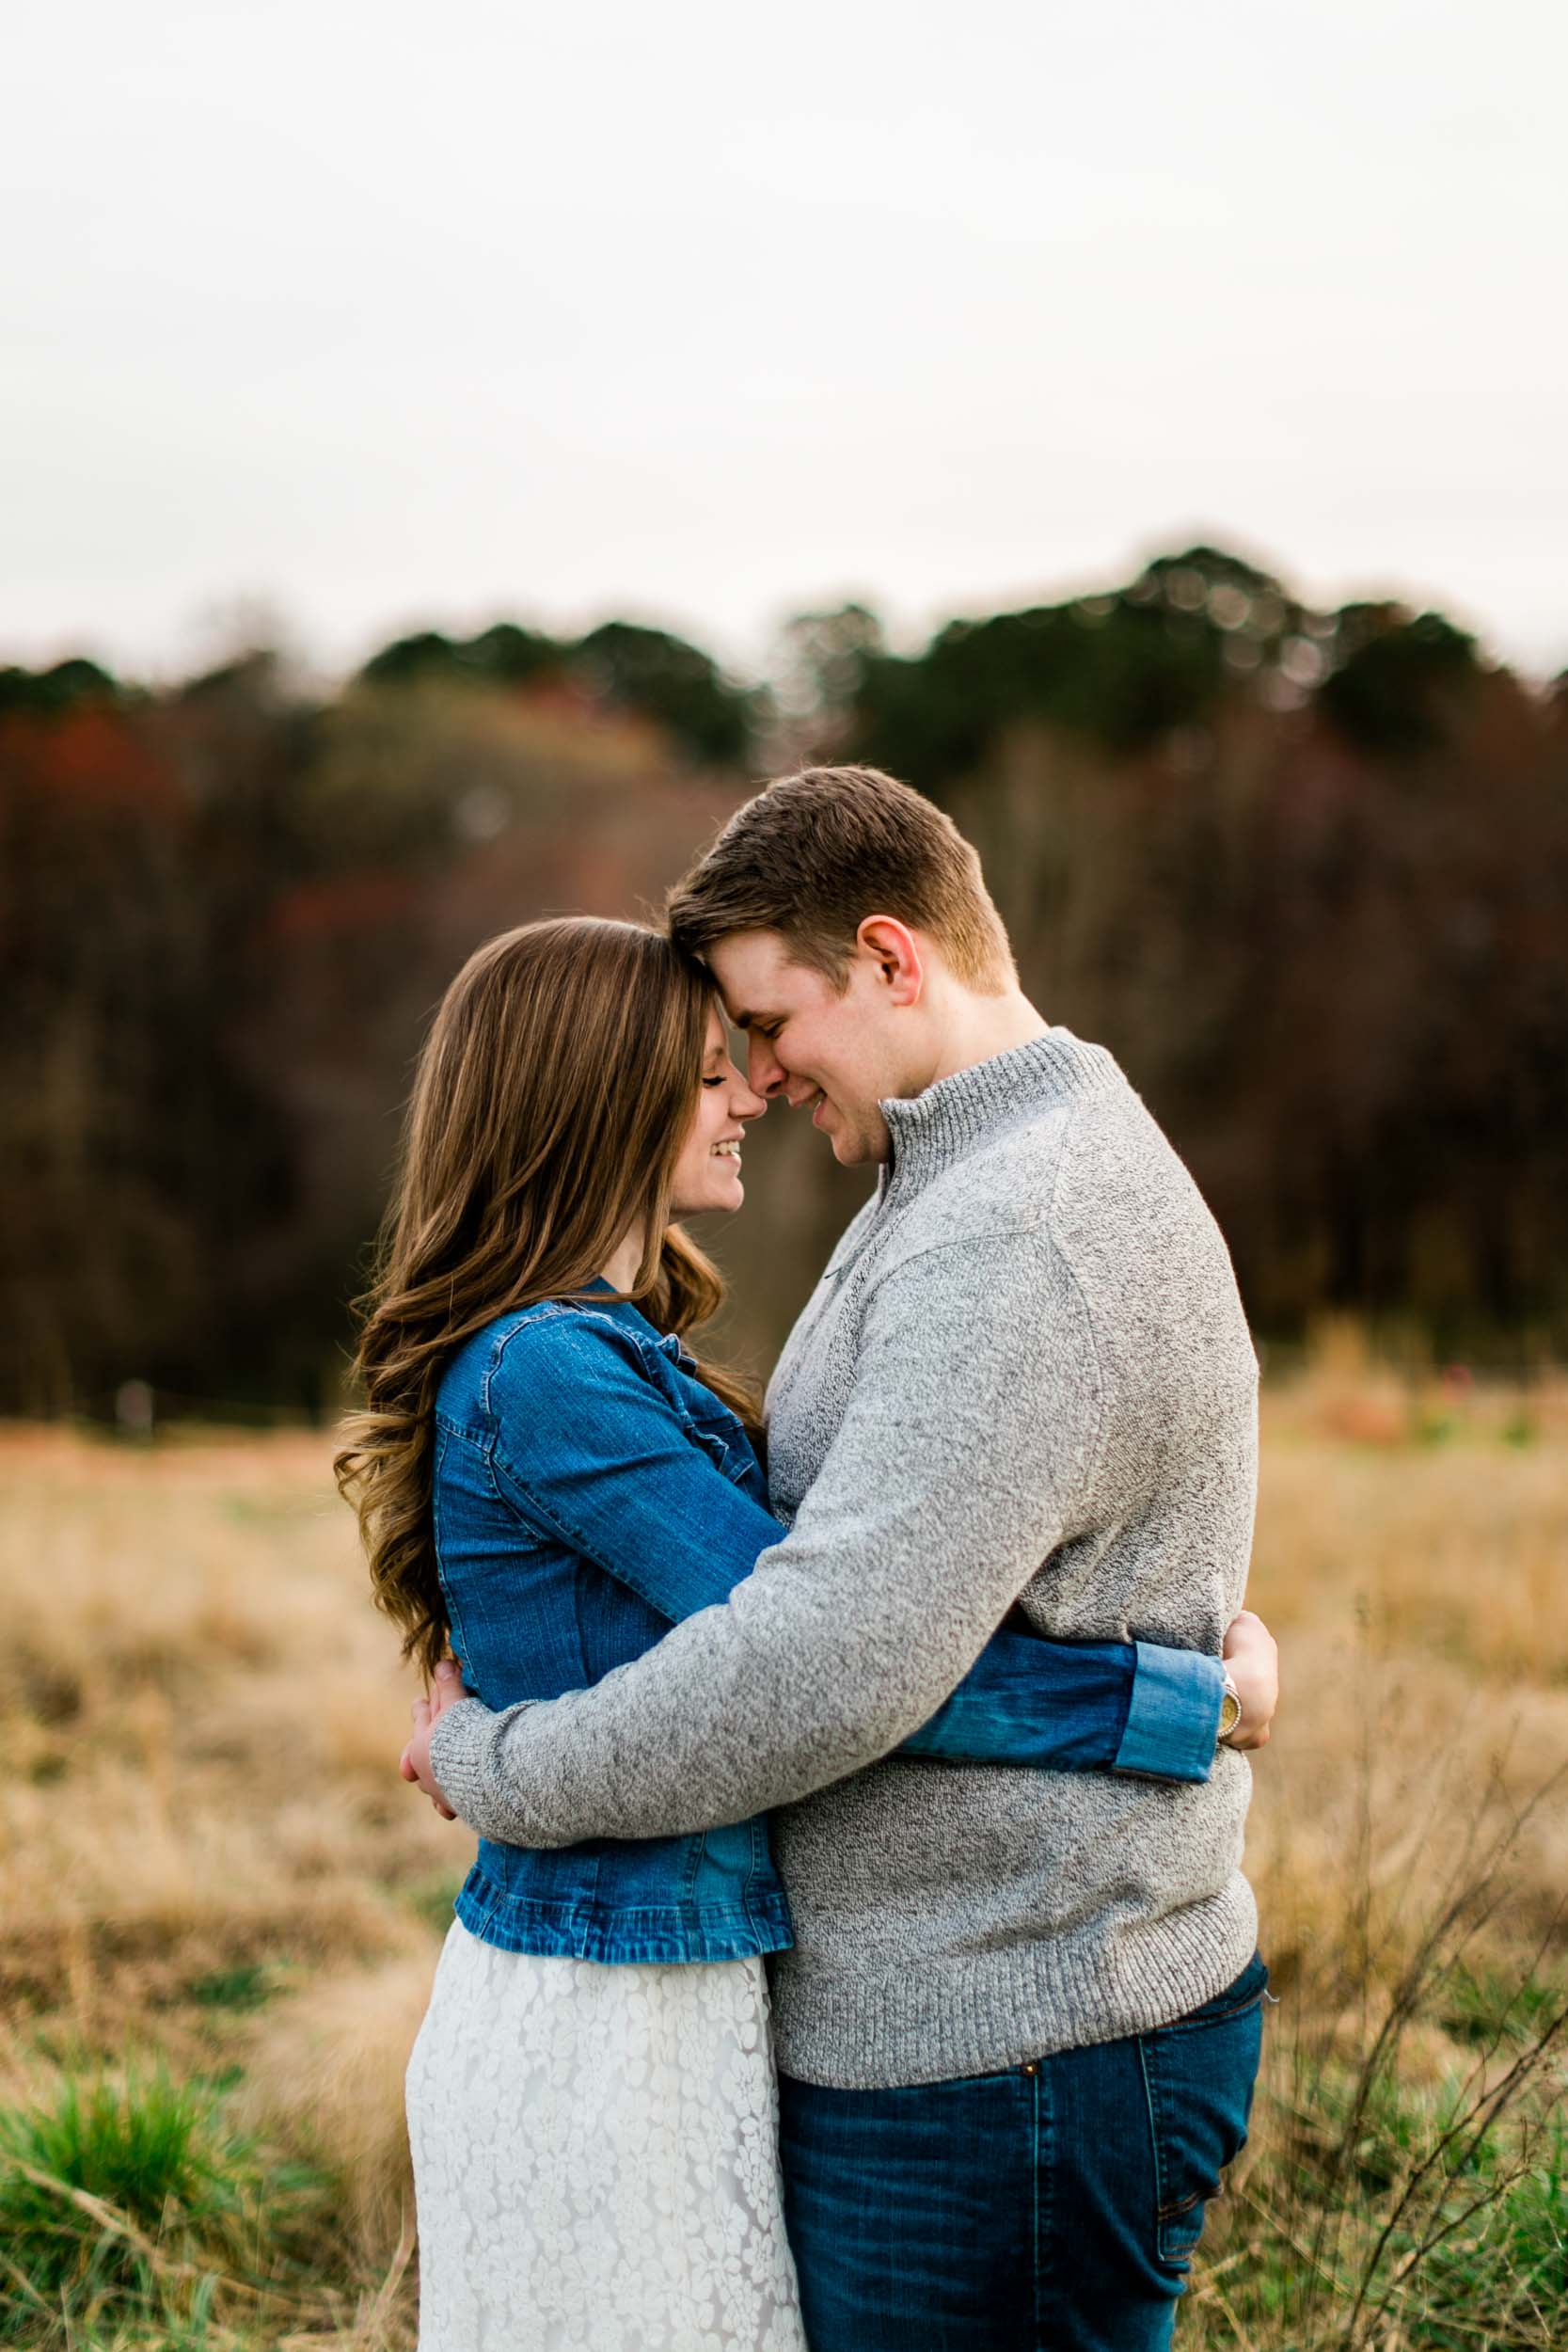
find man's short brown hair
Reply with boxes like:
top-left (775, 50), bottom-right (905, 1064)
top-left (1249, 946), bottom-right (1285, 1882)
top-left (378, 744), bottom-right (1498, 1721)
top-left (666, 765), bottom-right (1016, 992)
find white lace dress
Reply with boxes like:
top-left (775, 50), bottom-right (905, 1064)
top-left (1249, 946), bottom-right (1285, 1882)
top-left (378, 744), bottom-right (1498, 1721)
top-left (405, 1917), bottom-right (808, 2352)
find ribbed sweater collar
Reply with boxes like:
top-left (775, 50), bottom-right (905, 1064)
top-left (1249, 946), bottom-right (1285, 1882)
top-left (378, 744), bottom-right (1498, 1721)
top-left (879, 1026), bottom-right (1122, 1193)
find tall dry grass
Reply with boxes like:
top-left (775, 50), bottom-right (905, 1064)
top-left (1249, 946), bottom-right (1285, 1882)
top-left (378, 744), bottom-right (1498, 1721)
top-left (0, 1356), bottom-right (1564, 2345)
top-left (1189, 1346), bottom-right (1568, 2347)
top-left (0, 1427), bottom-right (450, 2344)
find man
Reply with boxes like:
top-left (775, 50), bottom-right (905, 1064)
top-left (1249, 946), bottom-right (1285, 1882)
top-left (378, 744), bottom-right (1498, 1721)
top-left (411, 765), bottom-right (1273, 2349)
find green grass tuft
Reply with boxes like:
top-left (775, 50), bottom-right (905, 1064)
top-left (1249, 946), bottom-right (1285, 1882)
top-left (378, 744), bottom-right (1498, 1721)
top-left (182, 1965), bottom-right (277, 2014)
top-left (0, 2064), bottom-right (314, 2345)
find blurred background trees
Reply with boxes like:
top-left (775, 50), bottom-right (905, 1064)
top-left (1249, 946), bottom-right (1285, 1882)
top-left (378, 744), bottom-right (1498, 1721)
top-left (3, 544), bottom-right (1565, 1418)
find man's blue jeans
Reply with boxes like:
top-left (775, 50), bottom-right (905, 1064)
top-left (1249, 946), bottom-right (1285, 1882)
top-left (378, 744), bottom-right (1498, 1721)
top-left (779, 1951), bottom-right (1269, 2352)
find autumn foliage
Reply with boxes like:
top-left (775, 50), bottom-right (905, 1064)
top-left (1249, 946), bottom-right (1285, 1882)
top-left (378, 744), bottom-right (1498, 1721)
top-left (2, 549), bottom-right (1564, 1417)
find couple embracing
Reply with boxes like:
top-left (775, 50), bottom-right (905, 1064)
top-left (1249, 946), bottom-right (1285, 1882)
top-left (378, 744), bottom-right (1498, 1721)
top-left (338, 764), bottom-right (1277, 2352)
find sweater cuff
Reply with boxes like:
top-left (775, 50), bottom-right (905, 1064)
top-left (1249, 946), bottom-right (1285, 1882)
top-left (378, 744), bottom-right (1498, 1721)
top-left (428, 1695), bottom-right (510, 1833)
top-left (1113, 1645), bottom-right (1224, 1783)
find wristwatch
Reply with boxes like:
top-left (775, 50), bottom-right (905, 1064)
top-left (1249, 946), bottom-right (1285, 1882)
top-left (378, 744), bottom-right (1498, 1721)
top-left (1217, 1670), bottom-right (1243, 1743)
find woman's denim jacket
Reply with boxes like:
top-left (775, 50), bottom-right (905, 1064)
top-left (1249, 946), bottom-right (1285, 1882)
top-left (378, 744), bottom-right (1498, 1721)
top-left (434, 1289), bottom-right (1226, 1965)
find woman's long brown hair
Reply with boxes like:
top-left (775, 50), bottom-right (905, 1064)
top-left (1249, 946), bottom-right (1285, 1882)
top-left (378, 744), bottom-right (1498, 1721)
top-left (334, 916), bottom-right (758, 1680)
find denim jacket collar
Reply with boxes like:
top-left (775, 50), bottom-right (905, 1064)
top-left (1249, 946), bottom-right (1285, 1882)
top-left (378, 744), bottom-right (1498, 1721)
top-left (579, 1279), bottom-right (699, 1374)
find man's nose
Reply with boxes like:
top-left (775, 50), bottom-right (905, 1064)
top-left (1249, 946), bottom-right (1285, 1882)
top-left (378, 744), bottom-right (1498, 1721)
top-left (747, 1037), bottom-right (788, 1097)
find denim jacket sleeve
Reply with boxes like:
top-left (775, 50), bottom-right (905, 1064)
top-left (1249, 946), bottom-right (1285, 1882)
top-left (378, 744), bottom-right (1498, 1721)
top-left (910, 1630), bottom-right (1223, 1783)
top-left (476, 1311), bottom-right (1220, 1785)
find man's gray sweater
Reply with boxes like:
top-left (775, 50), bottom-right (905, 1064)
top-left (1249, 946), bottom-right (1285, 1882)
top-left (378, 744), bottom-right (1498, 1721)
top-left (431, 1029), bottom-right (1259, 2089)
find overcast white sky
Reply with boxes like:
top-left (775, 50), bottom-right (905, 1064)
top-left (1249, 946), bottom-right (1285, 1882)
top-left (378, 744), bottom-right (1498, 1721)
top-left (4, 0), bottom-right (1565, 685)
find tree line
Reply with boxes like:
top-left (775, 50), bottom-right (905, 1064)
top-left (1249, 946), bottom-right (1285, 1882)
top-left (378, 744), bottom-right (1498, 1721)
top-left (2, 548), bottom-right (1564, 1417)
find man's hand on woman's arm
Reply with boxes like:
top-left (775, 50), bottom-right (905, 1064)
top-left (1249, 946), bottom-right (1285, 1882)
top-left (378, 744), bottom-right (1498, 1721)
top-left (402, 1662), bottom-right (466, 1813)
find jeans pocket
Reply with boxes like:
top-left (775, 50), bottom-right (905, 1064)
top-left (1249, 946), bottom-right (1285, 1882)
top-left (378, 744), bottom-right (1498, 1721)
top-left (1138, 1958), bottom-right (1268, 2266)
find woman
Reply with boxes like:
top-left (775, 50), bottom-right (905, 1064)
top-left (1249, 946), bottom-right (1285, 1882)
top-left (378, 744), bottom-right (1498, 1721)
top-left (336, 917), bottom-right (1272, 2352)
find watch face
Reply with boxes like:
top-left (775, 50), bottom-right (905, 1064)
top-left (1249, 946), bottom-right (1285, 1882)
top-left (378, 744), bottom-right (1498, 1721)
top-left (1219, 1692), bottom-right (1243, 1738)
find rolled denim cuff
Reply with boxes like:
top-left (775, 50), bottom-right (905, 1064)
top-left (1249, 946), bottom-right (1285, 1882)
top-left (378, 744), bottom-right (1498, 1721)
top-left (1113, 1644), bottom-right (1225, 1783)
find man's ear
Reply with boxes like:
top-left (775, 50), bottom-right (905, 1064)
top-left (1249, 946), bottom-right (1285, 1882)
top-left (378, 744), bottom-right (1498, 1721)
top-left (856, 916), bottom-right (924, 1008)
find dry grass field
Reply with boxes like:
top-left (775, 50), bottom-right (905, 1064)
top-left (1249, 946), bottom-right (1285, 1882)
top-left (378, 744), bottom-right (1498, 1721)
top-left (1, 1350), bottom-right (1564, 2348)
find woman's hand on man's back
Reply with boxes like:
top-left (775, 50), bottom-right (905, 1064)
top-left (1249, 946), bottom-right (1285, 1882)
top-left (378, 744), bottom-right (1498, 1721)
top-left (1221, 1611), bottom-right (1278, 1750)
